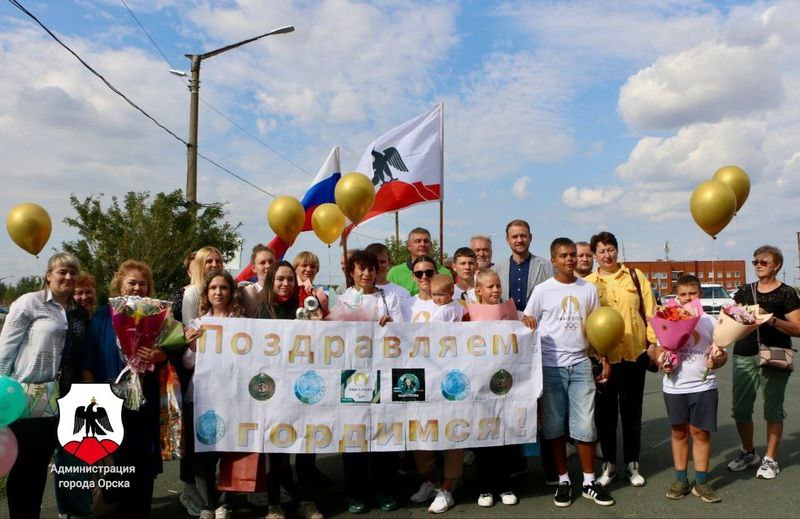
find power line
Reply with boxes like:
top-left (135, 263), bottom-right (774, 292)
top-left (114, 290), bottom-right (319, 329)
top-left (8, 0), bottom-right (276, 198)
top-left (8, 0), bottom-right (187, 146)
top-left (197, 152), bottom-right (276, 198)
top-left (117, 0), bottom-right (313, 178)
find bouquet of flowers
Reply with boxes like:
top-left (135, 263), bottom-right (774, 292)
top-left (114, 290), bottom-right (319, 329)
top-left (713, 304), bottom-right (772, 347)
top-left (700, 304), bottom-right (772, 381)
top-left (109, 296), bottom-right (172, 410)
top-left (649, 298), bottom-right (703, 372)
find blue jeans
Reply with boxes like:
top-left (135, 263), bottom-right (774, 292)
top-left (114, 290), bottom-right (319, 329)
top-left (541, 359), bottom-right (597, 442)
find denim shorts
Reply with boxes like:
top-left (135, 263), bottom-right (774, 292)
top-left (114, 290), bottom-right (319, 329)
top-left (541, 359), bottom-right (597, 442)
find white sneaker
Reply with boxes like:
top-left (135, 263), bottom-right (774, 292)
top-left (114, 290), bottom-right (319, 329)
top-left (566, 442), bottom-right (577, 459)
top-left (199, 511), bottom-right (215, 519)
top-left (500, 491), bottom-right (518, 505)
top-left (756, 457), bottom-right (780, 479)
top-left (410, 480), bottom-right (438, 503)
top-left (214, 505), bottom-right (232, 519)
top-left (247, 492), bottom-right (269, 507)
top-left (626, 461), bottom-right (646, 487)
top-left (477, 493), bottom-right (494, 507)
top-left (428, 489), bottom-right (454, 514)
top-left (297, 500), bottom-right (324, 519)
top-left (597, 462), bottom-right (616, 487)
top-left (728, 448), bottom-right (761, 471)
top-left (463, 449), bottom-right (477, 466)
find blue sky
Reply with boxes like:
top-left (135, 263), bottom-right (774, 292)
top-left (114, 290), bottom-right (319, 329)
top-left (1, 0), bottom-right (798, 286)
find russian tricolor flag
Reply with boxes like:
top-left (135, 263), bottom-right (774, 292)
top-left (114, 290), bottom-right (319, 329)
top-left (236, 147), bottom-right (341, 282)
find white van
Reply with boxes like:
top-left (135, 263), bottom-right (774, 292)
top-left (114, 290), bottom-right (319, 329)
top-left (700, 284), bottom-right (735, 315)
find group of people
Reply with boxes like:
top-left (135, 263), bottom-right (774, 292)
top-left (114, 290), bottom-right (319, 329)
top-left (0, 221), bottom-right (798, 519)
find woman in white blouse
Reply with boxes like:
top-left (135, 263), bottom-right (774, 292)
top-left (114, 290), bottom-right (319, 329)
top-left (0, 253), bottom-right (82, 519)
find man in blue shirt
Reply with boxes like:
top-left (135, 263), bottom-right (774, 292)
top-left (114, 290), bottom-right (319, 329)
top-left (495, 219), bottom-right (554, 311)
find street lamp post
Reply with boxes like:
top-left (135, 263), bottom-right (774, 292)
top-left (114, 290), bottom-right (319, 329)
top-left (179, 25), bottom-right (295, 203)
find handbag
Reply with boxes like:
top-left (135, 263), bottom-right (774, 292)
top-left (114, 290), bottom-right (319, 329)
top-left (751, 283), bottom-right (795, 372)
top-left (19, 379), bottom-right (60, 418)
top-left (629, 268), bottom-right (658, 372)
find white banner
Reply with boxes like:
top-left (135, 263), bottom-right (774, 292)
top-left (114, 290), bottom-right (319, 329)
top-left (193, 318), bottom-right (541, 453)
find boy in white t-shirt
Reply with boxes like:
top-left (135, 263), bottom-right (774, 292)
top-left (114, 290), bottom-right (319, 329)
top-left (524, 238), bottom-right (614, 508)
top-left (656, 275), bottom-right (726, 503)
top-left (451, 247), bottom-right (478, 304)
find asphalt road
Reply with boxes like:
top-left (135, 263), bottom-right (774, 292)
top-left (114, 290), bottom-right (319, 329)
top-left (6, 345), bottom-right (799, 519)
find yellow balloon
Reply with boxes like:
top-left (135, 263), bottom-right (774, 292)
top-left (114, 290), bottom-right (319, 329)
top-left (311, 203), bottom-right (346, 245)
top-left (585, 306), bottom-right (625, 357)
top-left (712, 165), bottom-right (750, 212)
top-left (6, 203), bottom-right (52, 256)
top-left (689, 180), bottom-right (737, 238)
top-left (334, 172), bottom-right (375, 224)
top-left (267, 196), bottom-right (305, 243)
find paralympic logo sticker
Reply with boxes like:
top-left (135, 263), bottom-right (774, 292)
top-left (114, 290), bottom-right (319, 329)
top-left (196, 410), bottom-right (225, 445)
top-left (441, 369), bottom-right (470, 401)
top-left (295, 370), bottom-right (326, 404)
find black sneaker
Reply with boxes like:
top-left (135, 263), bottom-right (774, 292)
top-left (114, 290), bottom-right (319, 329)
top-left (554, 482), bottom-right (572, 507)
top-left (582, 482), bottom-right (615, 506)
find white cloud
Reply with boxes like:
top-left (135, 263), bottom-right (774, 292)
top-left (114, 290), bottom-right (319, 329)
top-left (511, 176), bottom-right (532, 199)
top-left (615, 119), bottom-right (769, 190)
top-left (561, 186), bottom-right (623, 208)
top-left (185, 0), bottom-right (458, 130)
top-left (445, 50), bottom-right (575, 180)
top-left (619, 42), bottom-right (784, 130)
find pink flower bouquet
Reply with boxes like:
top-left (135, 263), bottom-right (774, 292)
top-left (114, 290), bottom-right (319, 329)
top-left (109, 296), bottom-right (172, 409)
top-left (649, 298), bottom-right (703, 371)
top-left (713, 304), bottom-right (772, 348)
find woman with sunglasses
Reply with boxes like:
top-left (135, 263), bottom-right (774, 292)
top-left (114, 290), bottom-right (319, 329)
top-left (727, 245), bottom-right (800, 479)
top-left (337, 250), bottom-right (403, 513)
top-left (402, 256), bottom-right (440, 322)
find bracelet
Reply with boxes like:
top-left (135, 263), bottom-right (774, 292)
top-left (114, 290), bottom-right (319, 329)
top-left (770, 316), bottom-right (778, 326)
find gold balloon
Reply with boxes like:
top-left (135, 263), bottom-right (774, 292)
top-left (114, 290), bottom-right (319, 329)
top-left (712, 165), bottom-right (750, 212)
top-left (311, 203), bottom-right (346, 245)
top-left (267, 196), bottom-right (305, 243)
top-left (6, 203), bottom-right (52, 256)
top-left (585, 306), bottom-right (625, 357)
top-left (689, 180), bottom-right (737, 238)
top-left (334, 172), bottom-right (375, 224)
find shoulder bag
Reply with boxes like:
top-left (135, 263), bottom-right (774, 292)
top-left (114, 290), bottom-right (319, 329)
top-left (751, 283), bottom-right (795, 372)
top-left (629, 268), bottom-right (658, 372)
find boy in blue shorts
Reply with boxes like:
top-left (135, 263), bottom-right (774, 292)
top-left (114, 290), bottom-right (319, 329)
top-left (524, 238), bottom-right (614, 507)
top-left (656, 274), bottom-right (727, 503)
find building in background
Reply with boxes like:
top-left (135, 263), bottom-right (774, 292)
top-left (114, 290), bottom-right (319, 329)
top-left (625, 259), bottom-right (746, 295)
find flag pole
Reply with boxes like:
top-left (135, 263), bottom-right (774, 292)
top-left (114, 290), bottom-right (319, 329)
top-left (394, 211), bottom-right (400, 242)
top-left (438, 102), bottom-right (445, 266)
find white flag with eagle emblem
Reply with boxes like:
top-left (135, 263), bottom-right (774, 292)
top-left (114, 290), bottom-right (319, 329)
top-left (352, 104), bottom-right (442, 226)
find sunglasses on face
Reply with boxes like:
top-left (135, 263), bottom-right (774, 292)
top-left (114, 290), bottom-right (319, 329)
top-left (752, 259), bottom-right (772, 267)
top-left (413, 269), bottom-right (436, 279)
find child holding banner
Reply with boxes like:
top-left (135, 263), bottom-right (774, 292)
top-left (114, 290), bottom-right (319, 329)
top-left (409, 274), bottom-right (464, 513)
top-left (470, 268), bottom-right (520, 508)
top-left (655, 275), bottom-right (726, 503)
top-left (184, 269), bottom-right (243, 519)
top-left (524, 238), bottom-right (614, 507)
top-left (254, 261), bottom-right (323, 519)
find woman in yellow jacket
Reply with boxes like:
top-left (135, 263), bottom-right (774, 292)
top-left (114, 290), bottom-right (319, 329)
top-left (584, 232), bottom-right (656, 489)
